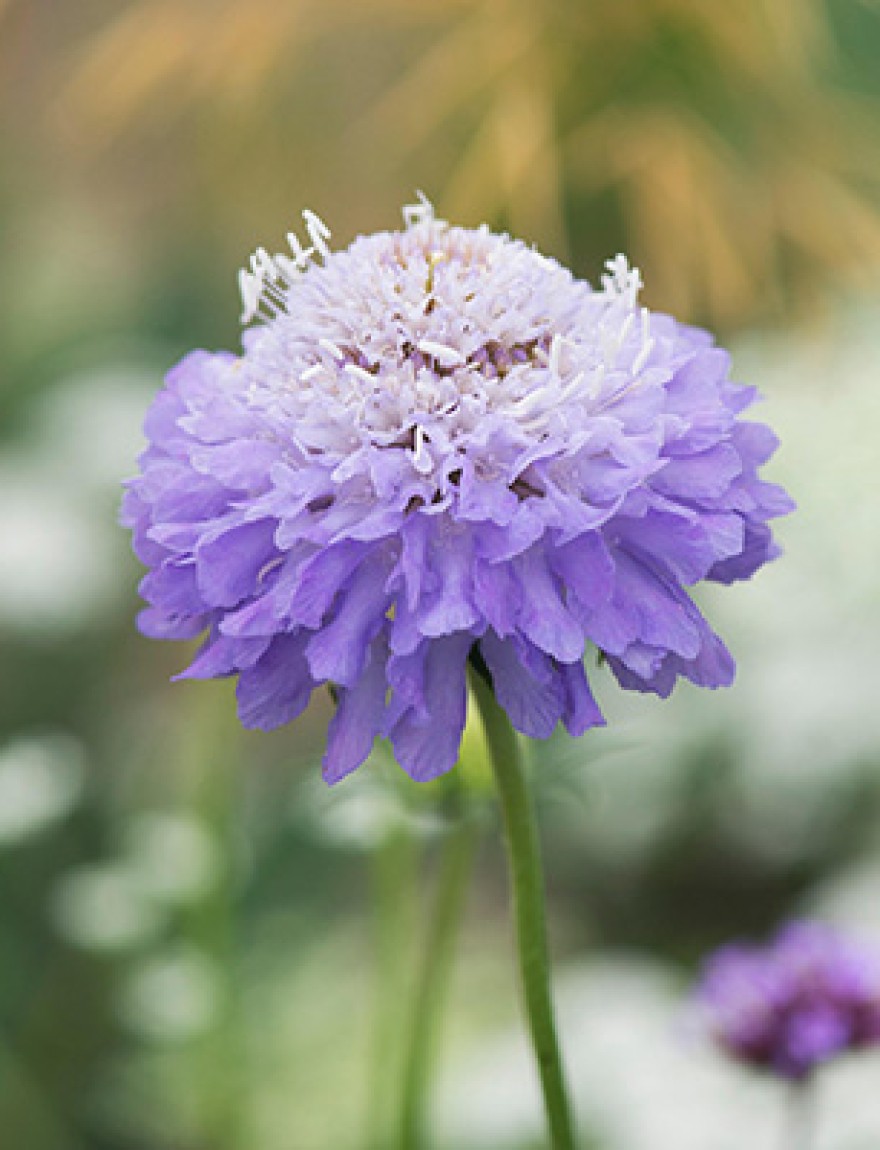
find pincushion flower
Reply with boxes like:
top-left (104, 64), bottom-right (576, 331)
top-left (697, 922), bottom-right (880, 1079)
top-left (122, 196), bottom-right (793, 784)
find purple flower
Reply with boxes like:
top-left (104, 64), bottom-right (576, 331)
top-left (697, 922), bottom-right (880, 1079)
top-left (122, 196), bottom-right (793, 784)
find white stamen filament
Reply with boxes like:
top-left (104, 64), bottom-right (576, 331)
top-left (411, 425), bottom-right (433, 474)
top-left (559, 370), bottom-right (586, 400)
top-left (632, 338), bottom-right (655, 375)
top-left (239, 216), bottom-right (332, 326)
top-left (344, 364), bottom-right (377, 385)
top-left (238, 269), bottom-right (263, 323)
top-left (617, 312), bottom-right (635, 348)
top-left (403, 190), bottom-right (435, 229)
top-left (418, 340), bottom-right (465, 368)
top-left (599, 307), bottom-right (637, 367)
top-left (303, 210), bottom-right (331, 260)
top-left (286, 231), bottom-right (315, 269)
top-left (629, 308), bottom-right (654, 375)
top-left (274, 253), bottom-right (303, 282)
top-left (252, 247), bottom-right (276, 278)
top-left (319, 338), bottom-right (343, 359)
top-left (510, 388), bottom-right (552, 418)
top-left (601, 254), bottom-right (643, 308)
top-left (549, 334), bottom-right (573, 377)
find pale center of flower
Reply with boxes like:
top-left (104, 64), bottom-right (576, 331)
top-left (238, 197), bottom-right (655, 483)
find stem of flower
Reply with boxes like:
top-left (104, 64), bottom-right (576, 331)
top-left (469, 668), bottom-right (578, 1150)
top-left (397, 799), bottom-right (479, 1150)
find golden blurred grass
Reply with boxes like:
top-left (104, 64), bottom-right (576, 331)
top-left (7, 0), bottom-right (880, 330)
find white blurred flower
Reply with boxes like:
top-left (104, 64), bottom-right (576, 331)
top-left (437, 957), bottom-right (880, 1150)
top-left (0, 362), bottom-right (155, 633)
top-left (117, 946), bottom-right (222, 1042)
top-left (31, 365), bottom-right (157, 493)
top-left (0, 461), bottom-right (119, 632)
top-left (0, 733), bottom-right (85, 846)
top-left (51, 863), bottom-right (163, 952)
top-left (298, 771), bottom-right (442, 851)
top-left (121, 812), bottom-right (220, 906)
top-left (807, 858), bottom-right (880, 944)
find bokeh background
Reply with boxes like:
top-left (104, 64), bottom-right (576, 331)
top-left (2, 1), bottom-right (880, 1147)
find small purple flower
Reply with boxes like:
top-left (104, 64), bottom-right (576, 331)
top-left (122, 196), bottom-right (793, 784)
top-left (697, 922), bottom-right (880, 1079)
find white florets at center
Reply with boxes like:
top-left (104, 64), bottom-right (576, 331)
top-left (236, 198), bottom-right (657, 477)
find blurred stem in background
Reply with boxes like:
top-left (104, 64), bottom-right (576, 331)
top-left (395, 786), bottom-right (480, 1150)
top-left (0, 1040), bottom-right (88, 1150)
top-left (784, 1079), bottom-right (814, 1150)
top-left (470, 669), bottom-right (577, 1150)
top-left (366, 825), bottom-right (416, 1150)
top-left (175, 688), bottom-right (248, 1150)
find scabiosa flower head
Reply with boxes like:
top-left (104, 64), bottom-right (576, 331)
top-left (697, 922), bottom-right (880, 1079)
top-left (122, 196), bottom-right (793, 784)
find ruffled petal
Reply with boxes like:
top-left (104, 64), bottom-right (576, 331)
top-left (389, 634), bottom-right (472, 781)
top-left (139, 558), bottom-right (203, 617)
top-left (559, 659), bottom-right (605, 736)
top-left (587, 548), bottom-right (702, 660)
top-left (653, 443), bottom-right (742, 500)
top-left (195, 519), bottom-right (278, 608)
top-left (613, 509), bottom-right (717, 585)
top-left (512, 547), bottom-right (584, 662)
top-left (472, 558), bottom-right (520, 637)
top-left (236, 633), bottom-right (315, 730)
top-left (417, 526), bottom-right (479, 637)
top-left (323, 639), bottom-right (389, 784)
top-left (287, 541), bottom-right (369, 628)
top-left (305, 556), bottom-right (391, 687)
top-left (551, 533), bottom-right (614, 614)
top-left (177, 633), bottom-right (270, 680)
top-left (137, 605), bottom-right (208, 640)
top-left (480, 631), bottom-right (565, 740)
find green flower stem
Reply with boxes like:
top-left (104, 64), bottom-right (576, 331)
top-left (397, 799), bottom-right (479, 1150)
top-left (470, 669), bottom-right (578, 1150)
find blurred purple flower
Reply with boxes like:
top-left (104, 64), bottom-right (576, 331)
top-left (697, 922), bottom-right (880, 1079)
top-left (122, 196), bottom-right (792, 784)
